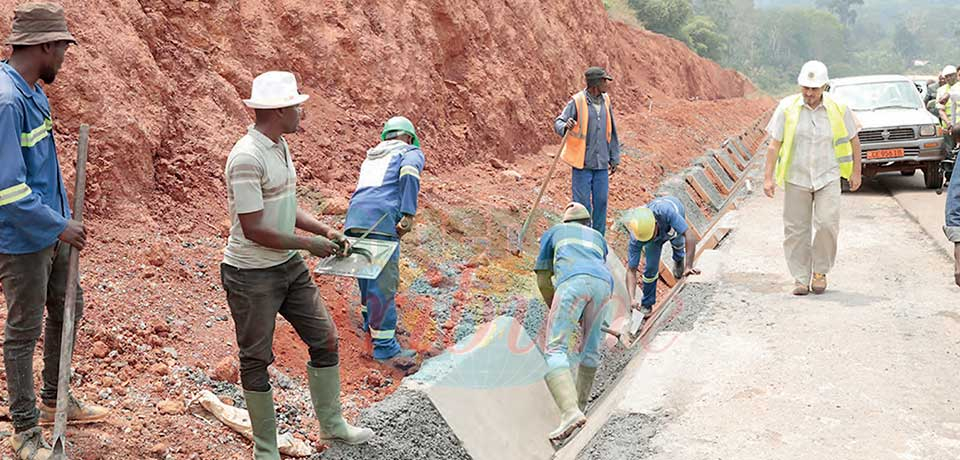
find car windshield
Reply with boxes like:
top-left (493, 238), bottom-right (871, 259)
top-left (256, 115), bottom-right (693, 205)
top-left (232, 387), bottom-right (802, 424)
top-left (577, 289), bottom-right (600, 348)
top-left (831, 81), bottom-right (923, 111)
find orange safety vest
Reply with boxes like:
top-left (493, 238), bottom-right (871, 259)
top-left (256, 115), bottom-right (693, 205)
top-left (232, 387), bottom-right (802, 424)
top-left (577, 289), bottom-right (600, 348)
top-left (560, 91), bottom-right (613, 169)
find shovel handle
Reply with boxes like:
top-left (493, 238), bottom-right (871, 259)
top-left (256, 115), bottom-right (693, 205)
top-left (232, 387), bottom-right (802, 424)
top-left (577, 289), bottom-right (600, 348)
top-left (51, 124), bottom-right (90, 455)
top-left (515, 132), bottom-right (568, 255)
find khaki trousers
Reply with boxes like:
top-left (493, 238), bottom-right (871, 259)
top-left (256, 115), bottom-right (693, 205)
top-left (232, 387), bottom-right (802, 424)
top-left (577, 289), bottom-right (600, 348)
top-left (783, 179), bottom-right (841, 285)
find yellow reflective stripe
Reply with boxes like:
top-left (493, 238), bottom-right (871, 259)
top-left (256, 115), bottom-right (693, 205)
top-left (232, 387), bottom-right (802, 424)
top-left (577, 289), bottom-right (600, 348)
top-left (641, 274), bottom-right (659, 284)
top-left (399, 165), bottom-right (420, 179)
top-left (555, 238), bottom-right (604, 258)
top-left (0, 183), bottom-right (31, 206)
top-left (370, 328), bottom-right (395, 340)
top-left (20, 118), bottom-right (52, 147)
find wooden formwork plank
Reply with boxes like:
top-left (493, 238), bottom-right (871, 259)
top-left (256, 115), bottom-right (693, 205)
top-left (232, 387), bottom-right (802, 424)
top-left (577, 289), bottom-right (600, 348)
top-left (702, 165), bottom-right (731, 195)
top-left (686, 172), bottom-right (723, 211)
top-left (726, 146), bottom-right (747, 170)
top-left (712, 151), bottom-right (741, 182)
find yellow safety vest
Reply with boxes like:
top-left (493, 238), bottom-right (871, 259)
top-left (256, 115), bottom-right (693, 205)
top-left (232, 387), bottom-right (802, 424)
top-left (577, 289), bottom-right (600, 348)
top-left (775, 94), bottom-right (854, 187)
top-left (560, 91), bottom-right (613, 169)
top-left (943, 83), bottom-right (954, 128)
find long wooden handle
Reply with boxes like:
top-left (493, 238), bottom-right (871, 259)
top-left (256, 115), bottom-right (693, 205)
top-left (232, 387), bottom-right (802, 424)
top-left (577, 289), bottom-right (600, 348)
top-left (51, 124), bottom-right (90, 452)
top-left (516, 133), bottom-right (568, 253)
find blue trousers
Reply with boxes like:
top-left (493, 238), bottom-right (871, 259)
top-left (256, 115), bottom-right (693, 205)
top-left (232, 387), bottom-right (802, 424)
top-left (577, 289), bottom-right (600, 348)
top-left (572, 168), bottom-right (609, 236)
top-left (640, 234), bottom-right (685, 307)
top-left (544, 275), bottom-right (613, 372)
top-left (356, 234), bottom-right (401, 360)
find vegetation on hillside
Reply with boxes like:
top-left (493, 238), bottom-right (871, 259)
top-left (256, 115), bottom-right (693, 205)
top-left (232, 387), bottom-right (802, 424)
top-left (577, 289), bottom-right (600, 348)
top-left (612, 0), bottom-right (954, 95)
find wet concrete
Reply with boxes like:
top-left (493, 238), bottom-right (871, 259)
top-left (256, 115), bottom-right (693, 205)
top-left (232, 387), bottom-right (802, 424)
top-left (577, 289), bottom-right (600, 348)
top-left (688, 167), bottom-right (724, 211)
top-left (695, 154), bottom-right (735, 190)
top-left (575, 412), bottom-right (661, 460)
top-left (322, 388), bottom-right (471, 460)
top-left (656, 176), bottom-right (710, 235)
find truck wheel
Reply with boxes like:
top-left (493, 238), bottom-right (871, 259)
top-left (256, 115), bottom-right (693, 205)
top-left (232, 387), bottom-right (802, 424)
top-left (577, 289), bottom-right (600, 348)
top-left (925, 163), bottom-right (944, 189)
top-left (900, 170), bottom-right (916, 177)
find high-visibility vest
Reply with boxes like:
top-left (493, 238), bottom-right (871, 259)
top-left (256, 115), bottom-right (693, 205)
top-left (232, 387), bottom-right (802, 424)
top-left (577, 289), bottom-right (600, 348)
top-left (560, 91), bottom-right (612, 169)
top-left (942, 83), bottom-right (953, 128)
top-left (775, 94), bottom-right (854, 187)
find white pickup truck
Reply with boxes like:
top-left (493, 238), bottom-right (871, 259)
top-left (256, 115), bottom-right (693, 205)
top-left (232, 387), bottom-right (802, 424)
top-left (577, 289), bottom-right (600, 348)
top-left (830, 75), bottom-right (945, 189)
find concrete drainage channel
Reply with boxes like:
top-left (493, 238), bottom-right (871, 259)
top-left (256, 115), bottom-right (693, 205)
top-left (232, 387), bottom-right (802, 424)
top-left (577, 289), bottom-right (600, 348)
top-left (323, 111), bottom-right (772, 460)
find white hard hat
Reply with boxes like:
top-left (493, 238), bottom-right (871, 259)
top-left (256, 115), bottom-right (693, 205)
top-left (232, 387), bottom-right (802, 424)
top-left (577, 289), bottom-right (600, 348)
top-left (942, 65), bottom-right (958, 77)
top-left (797, 61), bottom-right (829, 88)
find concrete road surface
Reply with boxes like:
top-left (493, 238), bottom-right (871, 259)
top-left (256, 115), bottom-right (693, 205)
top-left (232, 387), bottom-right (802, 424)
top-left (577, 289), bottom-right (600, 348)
top-left (575, 176), bottom-right (960, 460)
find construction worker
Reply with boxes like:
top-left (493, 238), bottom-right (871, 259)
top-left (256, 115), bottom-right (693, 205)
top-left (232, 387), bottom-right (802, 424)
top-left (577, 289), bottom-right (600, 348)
top-left (534, 202), bottom-right (614, 441)
top-left (763, 60), bottom-right (862, 296)
top-left (622, 197), bottom-right (701, 318)
top-left (945, 169), bottom-right (960, 288)
top-left (939, 66), bottom-right (959, 152)
top-left (0, 4), bottom-right (112, 459)
top-left (344, 116), bottom-right (425, 373)
top-left (221, 71), bottom-right (373, 459)
top-left (554, 66), bottom-right (621, 236)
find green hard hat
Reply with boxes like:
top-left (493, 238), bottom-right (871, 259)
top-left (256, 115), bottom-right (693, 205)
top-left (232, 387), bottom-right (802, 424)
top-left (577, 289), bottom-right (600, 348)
top-left (380, 116), bottom-right (420, 147)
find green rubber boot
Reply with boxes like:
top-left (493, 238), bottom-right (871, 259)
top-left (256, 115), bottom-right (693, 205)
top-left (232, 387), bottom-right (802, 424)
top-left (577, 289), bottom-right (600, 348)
top-left (544, 368), bottom-right (586, 441)
top-left (307, 364), bottom-right (374, 445)
top-left (576, 364), bottom-right (598, 412)
top-left (243, 388), bottom-right (280, 460)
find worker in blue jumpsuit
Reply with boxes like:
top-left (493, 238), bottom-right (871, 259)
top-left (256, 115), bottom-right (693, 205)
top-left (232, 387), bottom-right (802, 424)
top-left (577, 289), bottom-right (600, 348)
top-left (344, 116), bottom-right (424, 374)
top-left (944, 167), bottom-right (960, 287)
top-left (0, 5), bottom-right (112, 459)
top-left (623, 197), bottom-right (701, 318)
top-left (535, 202), bottom-right (614, 442)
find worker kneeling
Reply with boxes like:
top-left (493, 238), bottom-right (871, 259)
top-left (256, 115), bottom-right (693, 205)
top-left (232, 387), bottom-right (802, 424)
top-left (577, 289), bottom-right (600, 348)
top-left (623, 197), bottom-right (700, 318)
top-left (534, 202), bottom-right (614, 441)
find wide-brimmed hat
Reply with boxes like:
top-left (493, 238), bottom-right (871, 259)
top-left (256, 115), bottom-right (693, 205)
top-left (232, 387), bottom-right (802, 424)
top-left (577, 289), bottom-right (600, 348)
top-left (242, 71), bottom-right (309, 109)
top-left (5, 3), bottom-right (77, 46)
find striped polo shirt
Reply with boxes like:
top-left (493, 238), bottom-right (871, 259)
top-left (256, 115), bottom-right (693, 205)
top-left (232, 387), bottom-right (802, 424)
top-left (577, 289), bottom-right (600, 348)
top-left (222, 126), bottom-right (298, 269)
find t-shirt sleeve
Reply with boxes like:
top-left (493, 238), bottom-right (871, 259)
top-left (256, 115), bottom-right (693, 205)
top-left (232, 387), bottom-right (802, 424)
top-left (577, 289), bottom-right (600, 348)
top-left (766, 99), bottom-right (788, 142)
top-left (226, 153), bottom-right (265, 214)
top-left (668, 209), bottom-right (689, 235)
top-left (627, 236), bottom-right (642, 269)
top-left (843, 106), bottom-right (860, 136)
top-left (534, 229), bottom-right (555, 272)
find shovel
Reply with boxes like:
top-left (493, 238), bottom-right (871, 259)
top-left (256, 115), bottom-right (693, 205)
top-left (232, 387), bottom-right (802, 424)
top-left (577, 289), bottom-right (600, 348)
top-left (512, 132), bottom-right (568, 256)
top-left (50, 124), bottom-right (91, 460)
top-left (335, 212), bottom-right (390, 262)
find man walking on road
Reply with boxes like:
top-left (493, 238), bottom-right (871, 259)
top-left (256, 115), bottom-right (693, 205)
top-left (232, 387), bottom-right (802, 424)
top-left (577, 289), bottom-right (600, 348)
top-left (221, 71), bottom-right (373, 459)
top-left (763, 60), bottom-right (862, 296)
top-left (554, 66), bottom-right (621, 236)
top-left (0, 4), bottom-right (111, 459)
top-left (534, 202), bottom-right (614, 441)
top-left (622, 197), bottom-right (701, 319)
top-left (944, 165), bottom-right (960, 287)
top-left (938, 66), bottom-right (959, 152)
top-left (344, 116), bottom-right (425, 374)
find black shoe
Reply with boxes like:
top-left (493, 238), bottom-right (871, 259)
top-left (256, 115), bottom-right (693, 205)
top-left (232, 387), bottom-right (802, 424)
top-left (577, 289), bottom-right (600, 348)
top-left (673, 257), bottom-right (685, 279)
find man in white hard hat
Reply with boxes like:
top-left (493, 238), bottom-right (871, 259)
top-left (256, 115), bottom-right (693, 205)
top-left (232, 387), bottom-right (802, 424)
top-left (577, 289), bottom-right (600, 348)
top-left (763, 60), bottom-right (862, 296)
top-left (220, 71), bottom-right (374, 458)
top-left (938, 65), bottom-right (960, 152)
top-left (534, 202), bottom-right (614, 441)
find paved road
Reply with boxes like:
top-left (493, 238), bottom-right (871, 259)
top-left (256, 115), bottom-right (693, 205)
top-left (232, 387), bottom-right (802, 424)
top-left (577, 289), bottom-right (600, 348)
top-left (574, 176), bottom-right (960, 460)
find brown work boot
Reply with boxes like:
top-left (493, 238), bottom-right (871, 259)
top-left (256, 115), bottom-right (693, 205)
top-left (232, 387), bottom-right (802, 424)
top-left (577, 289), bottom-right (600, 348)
top-left (375, 348), bottom-right (420, 376)
top-left (9, 427), bottom-right (51, 460)
top-left (38, 395), bottom-right (110, 425)
top-left (792, 281), bottom-right (809, 296)
top-left (811, 273), bottom-right (827, 294)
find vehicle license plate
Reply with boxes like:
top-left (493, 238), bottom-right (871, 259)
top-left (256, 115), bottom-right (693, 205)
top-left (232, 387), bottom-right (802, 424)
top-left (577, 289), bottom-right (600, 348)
top-left (866, 148), bottom-right (904, 160)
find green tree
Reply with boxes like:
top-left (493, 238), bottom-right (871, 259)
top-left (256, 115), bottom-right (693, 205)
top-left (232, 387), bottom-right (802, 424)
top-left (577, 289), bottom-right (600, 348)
top-left (815, 0), bottom-right (863, 26)
top-left (681, 16), bottom-right (729, 60)
top-left (629, 0), bottom-right (693, 38)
